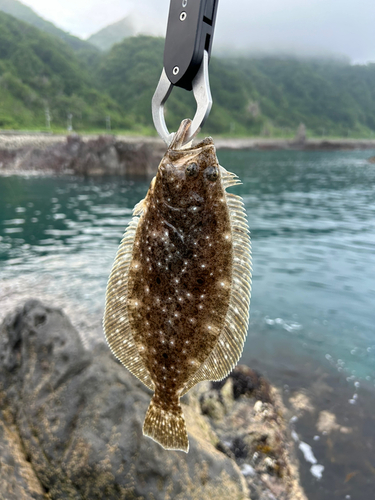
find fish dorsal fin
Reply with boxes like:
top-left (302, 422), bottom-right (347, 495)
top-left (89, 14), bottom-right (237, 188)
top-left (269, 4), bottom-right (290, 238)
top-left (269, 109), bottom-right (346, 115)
top-left (103, 215), bottom-right (154, 391)
top-left (181, 166), bottom-right (252, 395)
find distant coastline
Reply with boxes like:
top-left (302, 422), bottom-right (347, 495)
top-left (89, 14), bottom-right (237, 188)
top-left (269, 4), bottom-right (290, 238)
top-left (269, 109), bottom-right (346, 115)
top-left (214, 137), bottom-right (375, 151)
top-left (2, 131), bottom-right (375, 150)
top-left (1, 133), bottom-right (375, 177)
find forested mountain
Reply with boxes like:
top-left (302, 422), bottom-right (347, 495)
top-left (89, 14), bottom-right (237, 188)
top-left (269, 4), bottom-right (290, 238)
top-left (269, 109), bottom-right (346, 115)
top-left (0, 11), bottom-right (125, 129)
top-left (0, 5), bottom-right (374, 137)
top-left (97, 36), bottom-right (375, 137)
top-left (229, 57), bottom-right (375, 137)
top-left (0, 0), bottom-right (99, 60)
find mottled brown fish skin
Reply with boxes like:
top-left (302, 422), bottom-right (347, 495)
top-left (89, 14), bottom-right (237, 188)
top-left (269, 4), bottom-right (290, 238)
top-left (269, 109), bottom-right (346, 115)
top-left (104, 119), bottom-right (252, 453)
top-left (127, 133), bottom-right (232, 449)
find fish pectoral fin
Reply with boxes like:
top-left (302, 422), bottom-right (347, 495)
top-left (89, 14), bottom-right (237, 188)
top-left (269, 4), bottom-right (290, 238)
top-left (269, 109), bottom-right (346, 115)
top-left (143, 393), bottom-right (189, 453)
top-left (133, 198), bottom-right (146, 216)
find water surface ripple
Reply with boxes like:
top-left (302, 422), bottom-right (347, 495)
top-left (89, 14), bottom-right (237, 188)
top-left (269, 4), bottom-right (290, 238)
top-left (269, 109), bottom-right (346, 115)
top-left (1, 149), bottom-right (375, 498)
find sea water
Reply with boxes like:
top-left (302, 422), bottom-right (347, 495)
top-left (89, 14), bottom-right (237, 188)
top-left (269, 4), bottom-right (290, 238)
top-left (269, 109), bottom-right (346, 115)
top-left (1, 149), bottom-right (374, 385)
top-left (1, 149), bottom-right (375, 499)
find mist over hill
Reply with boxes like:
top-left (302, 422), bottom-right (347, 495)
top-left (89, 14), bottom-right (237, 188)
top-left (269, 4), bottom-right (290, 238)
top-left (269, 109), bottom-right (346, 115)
top-left (95, 37), bottom-right (375, 137)
top-left (0, 2), bottom-right (374, 137)
top-left (87, 16), bottom-right (135, 51)
top-left (0, 0), bottom-right (98, 56)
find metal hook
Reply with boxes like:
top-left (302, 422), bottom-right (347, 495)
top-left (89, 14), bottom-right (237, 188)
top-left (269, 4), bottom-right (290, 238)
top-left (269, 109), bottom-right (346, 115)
top-left (152, 51), bottom-right (212, 147)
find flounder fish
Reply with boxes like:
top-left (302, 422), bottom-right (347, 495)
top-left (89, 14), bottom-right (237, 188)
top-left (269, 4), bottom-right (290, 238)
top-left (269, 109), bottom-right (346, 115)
top-left (103, 119), bottom-right (252, 452)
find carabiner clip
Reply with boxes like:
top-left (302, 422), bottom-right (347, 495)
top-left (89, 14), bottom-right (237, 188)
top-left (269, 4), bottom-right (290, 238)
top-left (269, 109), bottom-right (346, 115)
top-left (152, 0), bottom-right (219, 146)
top-left (152, 51), bottom-right (212, 146)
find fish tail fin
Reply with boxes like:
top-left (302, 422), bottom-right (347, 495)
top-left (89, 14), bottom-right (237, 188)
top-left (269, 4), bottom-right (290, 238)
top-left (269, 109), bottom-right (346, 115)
top-left (143, 393), bottom-right (189, 453)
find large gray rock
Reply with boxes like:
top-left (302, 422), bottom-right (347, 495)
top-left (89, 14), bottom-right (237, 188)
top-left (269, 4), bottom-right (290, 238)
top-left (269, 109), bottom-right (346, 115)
top-left (0, 300), bottom-right (307, 499)
top-left (0, 405), bottom-right (46, 499)
top-left (0, 301), bottom-right (248, 499)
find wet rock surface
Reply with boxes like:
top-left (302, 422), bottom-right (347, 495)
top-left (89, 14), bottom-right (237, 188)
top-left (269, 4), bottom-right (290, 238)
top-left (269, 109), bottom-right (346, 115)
top-left (0, 300), bottom-right (307, 499)
top-left (197, 366), bottom-right (307, 500)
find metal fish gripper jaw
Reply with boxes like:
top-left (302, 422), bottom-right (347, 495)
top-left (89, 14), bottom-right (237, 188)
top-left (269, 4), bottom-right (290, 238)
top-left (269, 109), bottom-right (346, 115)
top-left (152, 0), bottom-right (219, 147)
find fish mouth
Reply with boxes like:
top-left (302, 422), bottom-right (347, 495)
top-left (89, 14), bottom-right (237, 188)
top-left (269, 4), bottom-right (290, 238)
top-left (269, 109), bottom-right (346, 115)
top-left (169, 119), bottom-right (214, 152)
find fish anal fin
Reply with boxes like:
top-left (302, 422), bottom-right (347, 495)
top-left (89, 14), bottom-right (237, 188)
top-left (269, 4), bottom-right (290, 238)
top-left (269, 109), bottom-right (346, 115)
top-left (104, 216), bottom-right (154, 391)
top-left (181, 173), bottom-right (252, 396)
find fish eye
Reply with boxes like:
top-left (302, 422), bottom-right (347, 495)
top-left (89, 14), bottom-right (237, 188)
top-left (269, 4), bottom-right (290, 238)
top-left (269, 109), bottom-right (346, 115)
top-left (186, 162), bottom-right (199, 178)
top-left (205, 166), bottom-right (219, 182)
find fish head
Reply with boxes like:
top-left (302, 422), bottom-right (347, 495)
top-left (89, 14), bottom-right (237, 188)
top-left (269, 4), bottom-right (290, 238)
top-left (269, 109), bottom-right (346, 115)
top-left (154, 121), bottom-right (222, 211)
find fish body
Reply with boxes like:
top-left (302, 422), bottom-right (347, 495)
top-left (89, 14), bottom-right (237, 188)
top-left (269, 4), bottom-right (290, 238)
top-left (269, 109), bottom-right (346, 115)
top-left (104, 120), bottom-right (252, 452)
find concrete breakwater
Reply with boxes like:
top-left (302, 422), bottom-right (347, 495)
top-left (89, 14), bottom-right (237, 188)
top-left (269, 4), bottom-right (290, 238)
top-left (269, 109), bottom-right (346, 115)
top-left (1, 133), bottom-right (375, 177)
top-left (0, 134), bottom-right (166, 177)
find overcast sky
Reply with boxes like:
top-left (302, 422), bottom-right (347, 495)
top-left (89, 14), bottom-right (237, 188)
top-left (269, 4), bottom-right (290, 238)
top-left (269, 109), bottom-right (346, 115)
top-left (22, 0), bottom-right (375, 63)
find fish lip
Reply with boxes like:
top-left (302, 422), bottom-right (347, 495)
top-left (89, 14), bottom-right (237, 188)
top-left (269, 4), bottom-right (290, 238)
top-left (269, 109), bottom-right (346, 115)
top-left (180, 137), bottom-right (215, 152)
top-left (168, 119), bottom-right (214, 151)
top-left (170, 135), bottom-right (215, 153)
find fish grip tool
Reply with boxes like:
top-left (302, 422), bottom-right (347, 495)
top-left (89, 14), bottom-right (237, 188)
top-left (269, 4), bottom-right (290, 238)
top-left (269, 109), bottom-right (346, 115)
top-left (152, 0), bottom-right (219, 146)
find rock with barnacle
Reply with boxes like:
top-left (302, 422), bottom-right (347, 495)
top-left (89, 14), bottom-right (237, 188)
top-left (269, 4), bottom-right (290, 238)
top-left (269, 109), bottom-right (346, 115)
top-left (0, 300), bottom-right (307, 500)
top-left (0, 300), bottom-right (248, 499)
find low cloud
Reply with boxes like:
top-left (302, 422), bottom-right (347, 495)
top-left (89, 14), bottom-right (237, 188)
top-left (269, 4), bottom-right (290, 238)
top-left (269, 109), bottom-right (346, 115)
top-left (23, 0), bottom-right (375, 63)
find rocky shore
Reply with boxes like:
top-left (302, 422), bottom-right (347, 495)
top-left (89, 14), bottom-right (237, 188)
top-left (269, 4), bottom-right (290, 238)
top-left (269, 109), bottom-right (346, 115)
top-left (0, 300), bottom-right (307, 500)
top-left (0, 134), bottom-right (166, 177)
top-left (1, 133), bottom-right (375, 177)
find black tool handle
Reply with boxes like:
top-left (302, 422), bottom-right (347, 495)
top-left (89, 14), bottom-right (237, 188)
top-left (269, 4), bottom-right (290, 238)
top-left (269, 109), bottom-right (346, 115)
top-left (163, 0), bottom-right (219, 91)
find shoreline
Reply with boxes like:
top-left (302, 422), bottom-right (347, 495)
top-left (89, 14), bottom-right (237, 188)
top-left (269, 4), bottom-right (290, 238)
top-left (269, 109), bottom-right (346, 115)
top-left (1, 133), bottom-right (374, 177)
top-left (1, 132), bottom-right (375, 151)
top-left (215, 137), bottom-right (375, 151)
top-left (2, 273), bottom-right (373, 500)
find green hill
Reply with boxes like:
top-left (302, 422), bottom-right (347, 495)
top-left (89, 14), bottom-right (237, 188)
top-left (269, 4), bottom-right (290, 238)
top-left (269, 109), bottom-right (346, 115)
top-left (97, 36), bottom-right (261, 136)
top-left (0, 11), bottom-right (126, 130)
top-left (0, 5), bottom-right (374, 137)
top-left (228, 57), bottom-right (375, 137)
top-left (97, 36), bottom-right (375, 137)
top-left (0, 0), bottom-right (99, 62)
top-left (87, 16), bottom-right (135, 51)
